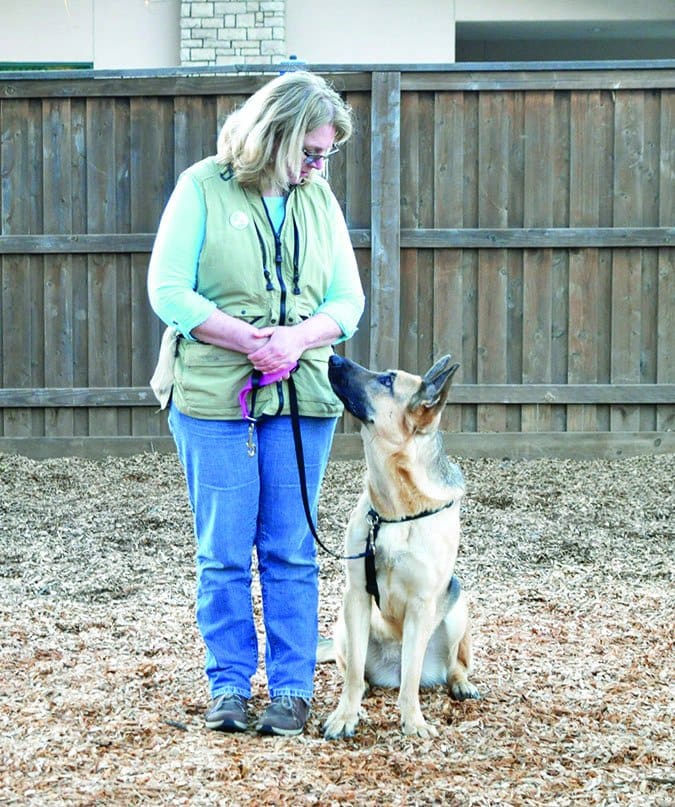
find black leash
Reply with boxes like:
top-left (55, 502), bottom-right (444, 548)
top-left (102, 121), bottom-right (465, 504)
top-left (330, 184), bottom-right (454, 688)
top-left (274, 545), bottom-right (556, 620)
top-left (287, 375), bottom-right (369, 563)
top-left (287, 375), bottom-right (457, 608)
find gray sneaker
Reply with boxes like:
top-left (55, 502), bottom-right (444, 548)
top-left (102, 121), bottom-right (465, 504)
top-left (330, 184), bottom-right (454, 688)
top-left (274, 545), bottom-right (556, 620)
top-left (255, 695), bottom-right (310, 736)
top-left (204, 693), bottom-right (248, 732)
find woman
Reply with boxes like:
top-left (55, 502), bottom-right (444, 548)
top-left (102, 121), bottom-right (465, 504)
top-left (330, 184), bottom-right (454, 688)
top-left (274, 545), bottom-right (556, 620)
top-left (147, 71), bottom-right (364, 737)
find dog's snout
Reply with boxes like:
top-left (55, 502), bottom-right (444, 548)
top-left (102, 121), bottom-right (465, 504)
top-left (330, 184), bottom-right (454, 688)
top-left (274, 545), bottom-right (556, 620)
top-left (328, 354), bottom-right (346, 384)
top-left (327, 354), bottom-right (374, 423)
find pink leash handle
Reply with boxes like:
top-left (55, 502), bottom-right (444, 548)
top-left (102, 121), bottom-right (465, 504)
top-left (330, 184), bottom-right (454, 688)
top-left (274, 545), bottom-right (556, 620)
top-left (238, 363), bottom-right (298, 420)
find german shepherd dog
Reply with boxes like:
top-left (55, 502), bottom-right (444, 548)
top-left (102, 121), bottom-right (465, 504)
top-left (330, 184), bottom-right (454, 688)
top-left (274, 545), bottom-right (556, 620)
top-left (321, 353), bottom-right (479, 739)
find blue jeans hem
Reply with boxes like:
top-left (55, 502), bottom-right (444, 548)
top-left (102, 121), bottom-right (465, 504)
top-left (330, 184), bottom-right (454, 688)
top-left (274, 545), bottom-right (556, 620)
top-left (211, 686), bottom-right (251, 700)
top-left (269, 688), bottom-right (313, 702)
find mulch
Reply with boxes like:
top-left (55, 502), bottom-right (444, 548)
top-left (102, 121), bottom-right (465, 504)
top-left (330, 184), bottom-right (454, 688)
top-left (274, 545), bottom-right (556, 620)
top-left (0, 450), bottom-right (673, 806)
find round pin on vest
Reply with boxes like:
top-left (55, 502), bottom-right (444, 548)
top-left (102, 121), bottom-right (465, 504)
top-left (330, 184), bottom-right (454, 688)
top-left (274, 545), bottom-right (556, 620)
top-left (230, 211), bottom-right (249, 230)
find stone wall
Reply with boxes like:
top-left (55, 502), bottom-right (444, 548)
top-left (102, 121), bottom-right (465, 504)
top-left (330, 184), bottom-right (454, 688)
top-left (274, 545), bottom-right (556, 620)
top-left (180, 0), bottom-right (286, 66)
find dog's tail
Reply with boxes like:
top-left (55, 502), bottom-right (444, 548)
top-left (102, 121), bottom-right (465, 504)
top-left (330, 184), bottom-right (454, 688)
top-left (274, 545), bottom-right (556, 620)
top-left (316, 635), bottom-right (336, 664)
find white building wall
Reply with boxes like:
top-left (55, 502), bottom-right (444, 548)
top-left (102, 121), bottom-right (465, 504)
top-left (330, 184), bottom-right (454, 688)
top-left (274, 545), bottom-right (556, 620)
top-left (1, 0), bottom-right (94, 64)
top-left (285, 0), bottom-right (455, 64)
top-left (0, 0), bottom-right (180, 69)
top-left (94, 0), bottom-right (180, 69)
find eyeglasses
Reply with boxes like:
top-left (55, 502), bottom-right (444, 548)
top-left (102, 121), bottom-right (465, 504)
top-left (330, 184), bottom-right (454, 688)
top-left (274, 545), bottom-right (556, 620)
top-left (302, 146), bottom-right (340, 167)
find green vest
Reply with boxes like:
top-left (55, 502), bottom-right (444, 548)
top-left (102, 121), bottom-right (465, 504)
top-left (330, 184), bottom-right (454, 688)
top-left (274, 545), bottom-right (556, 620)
top-left (173, 157), bottom-right (344, 420)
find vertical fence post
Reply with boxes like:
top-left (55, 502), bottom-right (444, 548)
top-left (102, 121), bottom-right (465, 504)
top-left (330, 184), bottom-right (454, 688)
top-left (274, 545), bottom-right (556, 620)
top-left (370, 71), bottom-right (401, 371)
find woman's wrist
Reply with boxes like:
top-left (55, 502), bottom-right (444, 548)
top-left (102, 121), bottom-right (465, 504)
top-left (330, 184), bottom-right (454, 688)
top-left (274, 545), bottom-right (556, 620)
top-left (192, 311), bottom-right (262, 354)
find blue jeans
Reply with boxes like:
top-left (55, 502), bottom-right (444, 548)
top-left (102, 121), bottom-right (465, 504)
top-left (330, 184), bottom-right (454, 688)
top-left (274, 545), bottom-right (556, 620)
top-left (169, 403), bottom-right (336, 702)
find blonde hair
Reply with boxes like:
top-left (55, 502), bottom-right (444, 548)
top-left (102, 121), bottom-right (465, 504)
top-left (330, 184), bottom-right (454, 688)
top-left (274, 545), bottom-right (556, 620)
top-left (216, 71), bottom-right (353, 193)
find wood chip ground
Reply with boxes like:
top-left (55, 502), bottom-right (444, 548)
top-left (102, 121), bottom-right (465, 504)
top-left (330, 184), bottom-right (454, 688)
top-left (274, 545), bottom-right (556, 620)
top-left (0, 451), bottom-right (673, 806)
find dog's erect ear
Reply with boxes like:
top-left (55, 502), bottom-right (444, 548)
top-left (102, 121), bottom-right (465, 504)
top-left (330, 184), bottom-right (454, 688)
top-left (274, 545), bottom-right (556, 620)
top-left (409, 356), bottom-right (460, 413)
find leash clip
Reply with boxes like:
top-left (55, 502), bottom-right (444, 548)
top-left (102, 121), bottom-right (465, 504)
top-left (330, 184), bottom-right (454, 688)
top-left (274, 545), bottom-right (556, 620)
top-left (366, 508), bottom-right (381, 531)
top-left (246, 420), bottom-right (257, 457)
top-left (365, 509), bottom-right (381, 554)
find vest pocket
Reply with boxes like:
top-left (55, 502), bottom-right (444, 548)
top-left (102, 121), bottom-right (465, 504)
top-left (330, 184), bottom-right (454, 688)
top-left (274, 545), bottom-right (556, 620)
top-left (174, 341), bottom-right (253, 417)
top-left (293, 346), bottom-right (342, 410)
top-left (179, 341), bottom-right (246, 367)
top-left (220, 303), bottom-right (270, 326)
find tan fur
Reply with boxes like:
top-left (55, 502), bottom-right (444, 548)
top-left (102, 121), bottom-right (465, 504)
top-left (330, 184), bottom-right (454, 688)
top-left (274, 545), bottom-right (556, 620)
top-left (322, 356), bottom-right (479, 739)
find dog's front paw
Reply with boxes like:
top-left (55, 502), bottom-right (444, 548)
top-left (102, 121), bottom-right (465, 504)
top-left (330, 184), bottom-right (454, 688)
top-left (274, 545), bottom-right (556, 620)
top-left (449, 680), bottom-right (480, 701)
top-left (401, 716), bottom-right (439, 739)
top-left (323, 708), bottom-right (361, 740)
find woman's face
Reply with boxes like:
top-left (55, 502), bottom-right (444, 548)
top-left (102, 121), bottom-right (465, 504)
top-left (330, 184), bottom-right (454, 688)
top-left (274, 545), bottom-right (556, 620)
top-left (289, 123), bottom-right (338, 185)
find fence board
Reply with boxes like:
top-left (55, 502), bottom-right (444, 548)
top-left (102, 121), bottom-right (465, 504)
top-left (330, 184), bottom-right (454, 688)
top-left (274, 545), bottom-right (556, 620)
top-left (400, 90), bottom-right (434, 373)
top-left (370, 72), bottom-right (401, 370)
top-left (432, 92), bottom-right (464, 431)
top-left (2, 383), bottom-right (673, 408)
top-left (130, 97), bottom-right (175, 437)
top-left (70, 98), bottom-right (89, 437)
top-left (86, 99), bottom-right (120, 435)
top-left (1, 99), bottom-right (42, 437)
top-left (549, 90), bottom-right (571, 433)
top-left (174, 96), bottom-right (217, 176)
top-left (596, 93), bottom-right (615, 434)
top-left (402, 68), bottom-right (675, 93)
top-left (2, 429), bottom-right (673, 462)
top-left (657, 249), bottom-right (675, 433)
top-left (43, 98), bottom-right (75, 437)
top-left (400, 91), bottom-right (421, 375)
top-left (550, 249), bottom-right (569, 433)
top-left (639, 89), bottom-right (661, 431)
top-left (0, 72), bottom-right (373, 100)
top-left (506, 91), bottom-right (525, 431)
top-left (611, 91), bottom-right (645, 431)
top-left (339, 89), bottom-right (371, 434)
top-left (460, 94), bottom-right (480, 434)
top-left (477, 91), bottom-right (510, 431)
top-left (569, 92), bottom-right (603, 430)
top-left (657, 91), bottom-right (675, 433)
top-left (522, 91), bottom-right (555, 432)
top-left (3, 226), bottom-right (675, 254)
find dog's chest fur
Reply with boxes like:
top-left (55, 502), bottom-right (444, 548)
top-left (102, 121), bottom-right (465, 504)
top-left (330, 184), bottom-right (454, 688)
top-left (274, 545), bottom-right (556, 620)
top-left (366, 504), bottom-right (462, 619)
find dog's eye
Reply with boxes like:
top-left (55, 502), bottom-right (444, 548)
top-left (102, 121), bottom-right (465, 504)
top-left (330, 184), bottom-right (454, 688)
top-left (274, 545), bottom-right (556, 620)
top-left (378, 374), bottom-right (394, 389)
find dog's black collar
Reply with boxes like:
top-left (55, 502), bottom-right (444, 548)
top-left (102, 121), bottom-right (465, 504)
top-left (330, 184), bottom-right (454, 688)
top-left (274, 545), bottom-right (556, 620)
top-left (365, 499), bottom-right (456, 608)
top-left (366, 499), bottom-right (456, 530)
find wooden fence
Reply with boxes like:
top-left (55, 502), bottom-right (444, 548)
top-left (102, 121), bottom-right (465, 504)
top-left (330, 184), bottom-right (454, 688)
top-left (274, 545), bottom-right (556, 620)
top-left (1, 62), bottom-right (674, 459)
